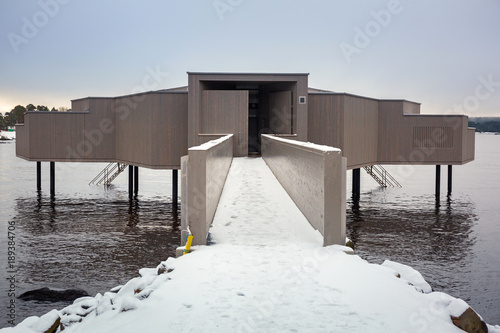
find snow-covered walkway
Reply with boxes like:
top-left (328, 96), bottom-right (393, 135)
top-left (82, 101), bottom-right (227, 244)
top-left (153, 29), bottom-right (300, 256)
top-left (5, 158), bottom-right (499, 333)
top-left (210, 157), bottom-right (322, 246)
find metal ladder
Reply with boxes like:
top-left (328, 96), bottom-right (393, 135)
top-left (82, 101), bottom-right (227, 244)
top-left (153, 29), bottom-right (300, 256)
top-left (89, 162), bottom-right (128, 186)
top-left (363, 164), bottom-right (402, 188)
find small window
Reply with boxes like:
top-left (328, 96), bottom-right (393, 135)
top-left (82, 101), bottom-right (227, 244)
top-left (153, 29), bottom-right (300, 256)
top-left (299, 96), bottom-right (306, 104)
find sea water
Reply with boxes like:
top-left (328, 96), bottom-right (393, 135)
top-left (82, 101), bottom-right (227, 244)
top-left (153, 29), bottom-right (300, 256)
top-left (0, 133), bottom-right (499, 328)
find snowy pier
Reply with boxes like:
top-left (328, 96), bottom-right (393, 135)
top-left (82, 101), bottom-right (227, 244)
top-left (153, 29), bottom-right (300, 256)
top-left (181, 134), bottom-right (347, 249)
top-left (6, 151), bottom-right (498, 332)
top-left (5, 136), bottom-right (498, 332)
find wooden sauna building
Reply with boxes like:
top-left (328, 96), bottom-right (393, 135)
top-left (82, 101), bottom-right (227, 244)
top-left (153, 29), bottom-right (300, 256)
top-left (15, 72), bottom-right (475, 196)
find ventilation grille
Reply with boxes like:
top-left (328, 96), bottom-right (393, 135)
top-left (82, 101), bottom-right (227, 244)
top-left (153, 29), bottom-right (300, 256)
top-left (413, 127), bottom-right (454, 148)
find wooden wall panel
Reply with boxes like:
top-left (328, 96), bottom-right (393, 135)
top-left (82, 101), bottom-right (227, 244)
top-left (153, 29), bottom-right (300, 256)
top-left (188, 74), bottom-right (201, 148)
top-left (378, 100), bottom-right (469, 164)
top-left (343, 95), bottom-right (378, 168)
top-left (201, 90), bottom-right (248, 157)
top-left (61, 113), bottom-right (86, 160)
top-left (115, 92), bottom-right (189, 168)
top-left (29, 113), bottom-right (52, 160)
top-left (131, 94), bottom-right (152, 165)
top-left (462, 117), bottom-right (475, 162)
top-left (53, 114), bottom-right (70, 159)
top-left (465, 128), bottom-right (475, 162)
top-left (83, 98), bottom-right (116, 160)
top-left (403, 101), bottom-right (421, 114)
top-left (151, 92), bottom-right (188, 168)
top-left (15, 124), bottom-right (29, 159)
top-left (115, 96), bottom-right (133, 163)
top-left (295, 76), bottom-right (309, 142)
top-left (71, 98), bottom-right (90, 111)
top-left (378, 100), bottom-right (403, 163)
top-left (307, 94), bottom-right (343, 149)
top-left (115, 94), bottom-right (152, 166)
top-left (269, 91), bottom-right (292, 134)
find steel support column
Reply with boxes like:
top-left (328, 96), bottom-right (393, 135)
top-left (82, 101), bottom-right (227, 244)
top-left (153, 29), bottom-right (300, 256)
top-left (37, 161), bottom-right (41, 192)
top-left (435, 165), bottom-right (441, 198)
top-left (134, 166), bottom-right (139, 195)
top-left (172, 169), bottom-right (178, 208)
top-left (128, 165), bottom-right (134, 200)
top-left (50, 161), bottom-right (55, 197)
top-left (447, 165), bottom-right (452, 195)
top-left (352, 168), bottom-right (360, 201)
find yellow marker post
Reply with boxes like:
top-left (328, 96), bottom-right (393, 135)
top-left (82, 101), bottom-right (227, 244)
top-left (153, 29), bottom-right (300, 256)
top-left (184, 234), bottom-right (193, 254)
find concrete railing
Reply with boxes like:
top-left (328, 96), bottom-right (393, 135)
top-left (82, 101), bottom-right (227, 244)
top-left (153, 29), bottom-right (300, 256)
top-left (181, 134), bottom-right (233, 246)
top-left (261, 134), bottom-right (346, 246)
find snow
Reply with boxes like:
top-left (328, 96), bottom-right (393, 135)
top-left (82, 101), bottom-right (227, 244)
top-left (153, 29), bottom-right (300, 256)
top-left (188, 134), bottom-right (232, 151)
top-left (263, 134), bottom-right (341, 152)
top-left (0, 130), bottom-right (15, 140)
top-left (382, 260), bottom-right (433, 293)
top-left (3, 157), bottom-right (499, 333)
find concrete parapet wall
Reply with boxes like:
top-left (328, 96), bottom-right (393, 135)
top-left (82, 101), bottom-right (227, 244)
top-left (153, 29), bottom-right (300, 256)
top-left (183, 134), bottom-right (233, 245)
top-left (261, 134), bottom-right (346, 246)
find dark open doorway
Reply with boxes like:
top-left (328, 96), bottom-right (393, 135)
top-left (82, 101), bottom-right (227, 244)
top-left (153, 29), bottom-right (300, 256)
top-left (248, 89), bottom-right (262, 155)
top-left (200, 80), bottom-right (296, 156)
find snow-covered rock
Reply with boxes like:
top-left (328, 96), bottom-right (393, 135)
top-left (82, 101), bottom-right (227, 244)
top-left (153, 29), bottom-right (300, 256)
top-left (382, 260), bottom-right (433, 293)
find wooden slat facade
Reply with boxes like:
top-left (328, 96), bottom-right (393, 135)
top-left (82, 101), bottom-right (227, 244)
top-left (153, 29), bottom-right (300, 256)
top-left (114, 92), bottom-right (189, 168)
top-left (308, 94), bottom-right (474, 168)
top-left (16, 72), bottom-right (474, 170)
top-left (343, 95), bottom-right (379, 168)
top-left (17, 92), bottom-right (188, 168)
top-left (188, 72), bottom-right (309, 150)
top-left (201, 90), bottom-right (248, 157)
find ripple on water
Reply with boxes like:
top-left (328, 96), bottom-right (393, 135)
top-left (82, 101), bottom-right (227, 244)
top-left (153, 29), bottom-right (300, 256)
top-left (347, 193), bottom-right (478, 301)
top-left (11, 195), bottom-right (180, 323)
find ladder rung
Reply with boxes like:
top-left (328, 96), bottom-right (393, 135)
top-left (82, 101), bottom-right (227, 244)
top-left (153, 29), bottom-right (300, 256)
top-left (89, 163), bottom-right (128, 186)
top-left (363, 165), bottom-right (402, 188)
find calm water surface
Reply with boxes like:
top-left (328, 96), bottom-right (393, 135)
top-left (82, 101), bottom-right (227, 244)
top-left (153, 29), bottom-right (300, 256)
top-left (0, 142), bottom-right (179, 328)
top-left (346, 133), bottom-right (499, 324)
top-left (0, 134), bottom-right (499, 328)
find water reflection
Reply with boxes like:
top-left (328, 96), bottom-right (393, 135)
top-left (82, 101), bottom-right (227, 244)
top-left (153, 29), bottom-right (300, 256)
top-left (347, 191), bottom-right (478, 295)
top-left (13, 194), bottom-right (180, 321)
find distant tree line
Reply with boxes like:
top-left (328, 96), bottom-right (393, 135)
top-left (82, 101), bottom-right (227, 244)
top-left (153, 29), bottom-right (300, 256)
top-left (0, 104), bottom-right (70, 129)
top-left (468, 117), bottom-right (500, 133)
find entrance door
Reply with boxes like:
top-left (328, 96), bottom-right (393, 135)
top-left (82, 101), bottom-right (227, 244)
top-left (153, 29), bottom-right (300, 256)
top-left (201, 90), bottom-right (248, 157)
top-left (269, 91), bottom-right (293, 135)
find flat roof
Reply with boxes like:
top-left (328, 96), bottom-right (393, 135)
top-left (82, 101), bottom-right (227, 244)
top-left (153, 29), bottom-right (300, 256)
top-left (187, 72), bottom-right (309, 76)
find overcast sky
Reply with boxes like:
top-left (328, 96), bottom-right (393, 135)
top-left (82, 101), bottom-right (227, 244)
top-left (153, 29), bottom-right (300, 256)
top-left (0, 0), bottom-right (499, 117)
